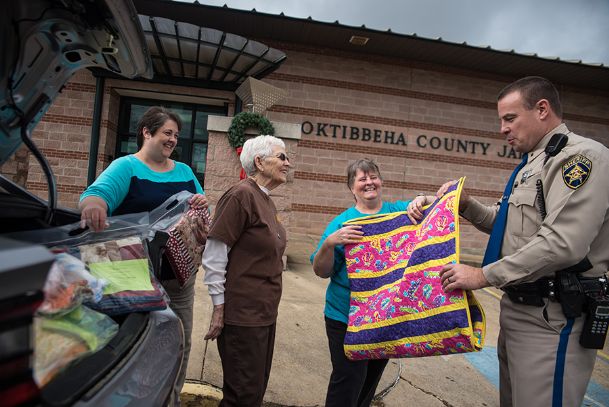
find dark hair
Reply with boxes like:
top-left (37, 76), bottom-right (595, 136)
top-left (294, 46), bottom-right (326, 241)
top-left (498, 76), bottom-right (562, 118)
top-left (136, 106), bottom-right (182, 149)
top-left (347, 158), bottom-right (382, 189)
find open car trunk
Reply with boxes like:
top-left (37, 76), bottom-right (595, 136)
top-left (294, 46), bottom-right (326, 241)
top-left (0, 179), bottom-right (182, 407)
top-left (0, 1), bottom-right (182, 405)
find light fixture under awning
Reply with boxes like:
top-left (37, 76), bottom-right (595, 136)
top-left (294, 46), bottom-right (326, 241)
top-left (138, 15), bottom-right (287, 86)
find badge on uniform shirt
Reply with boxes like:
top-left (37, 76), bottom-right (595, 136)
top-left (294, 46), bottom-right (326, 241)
top-left (520, 170), bottom-right (532, 184)
top-left (562, 154), bottom-right (592, 190)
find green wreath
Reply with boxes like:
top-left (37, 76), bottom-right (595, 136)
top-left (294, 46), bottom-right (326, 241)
top-left (227, 112), bottom-right (275, 148)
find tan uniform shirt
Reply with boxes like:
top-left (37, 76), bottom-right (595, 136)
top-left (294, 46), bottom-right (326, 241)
top-left (463, 123), bottom-right (609, 287)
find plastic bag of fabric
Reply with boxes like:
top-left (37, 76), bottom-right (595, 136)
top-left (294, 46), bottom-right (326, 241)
top-left (149, 191), bottom-right (211, 287)
top-left (33, 305), bottom-right (118, 387)
top-left (5, 213), bottom-right (168, 315)
top-left (342, 178), bottom-right (485, 360)
top-left (37, 253), bottom-right (106, 316)
top-left (78, 236), bottom-right (167, 315)
top-left (4, 212), bottom-right (151, 248)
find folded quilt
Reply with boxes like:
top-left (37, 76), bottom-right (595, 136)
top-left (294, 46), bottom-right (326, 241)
top-left (79, 237), bottom-right (167, 315)
top-left (165, 206), bottom-right (210, 287)
top-left (343, 178), bottom-right (485, 360)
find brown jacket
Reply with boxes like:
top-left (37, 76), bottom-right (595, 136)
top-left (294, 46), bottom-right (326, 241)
top-left (209, 178), bottom-right (287, 326)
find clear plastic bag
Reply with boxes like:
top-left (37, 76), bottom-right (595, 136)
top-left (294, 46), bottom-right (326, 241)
top-left (34, 305), bottom-right (118, 387)
top-left (5, 212), bottom-right (151, 248)
top-left (149, 191), bottom-right (195, 231)
top-left (5, 213), bottom-right (168, 315)
top-left (149, 191), bottom-right (211, 287)
top-left (37, 253), bottom-right (106, 316)
top-left (79, 236), bottom-right (168, 315)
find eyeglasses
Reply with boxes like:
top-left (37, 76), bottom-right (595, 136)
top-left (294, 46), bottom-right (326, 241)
top-left (275, 153), bottom-right (290, 162)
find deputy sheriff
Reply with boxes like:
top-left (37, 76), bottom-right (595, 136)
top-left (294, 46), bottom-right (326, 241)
top-left (433, 76), bottom-right (609, 406)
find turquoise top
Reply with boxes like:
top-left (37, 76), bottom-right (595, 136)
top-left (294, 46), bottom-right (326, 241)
top-left (310, 200), bottom-right (410, 323)
top-left (80, 155), bottom-right (203, 215)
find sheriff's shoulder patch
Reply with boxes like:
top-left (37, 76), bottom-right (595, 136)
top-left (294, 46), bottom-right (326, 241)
top-left (562, 154), bottom-right (592, 190)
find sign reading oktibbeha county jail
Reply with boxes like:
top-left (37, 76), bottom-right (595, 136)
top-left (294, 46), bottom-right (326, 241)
top-left (301, 120), bottom-right (522, 159)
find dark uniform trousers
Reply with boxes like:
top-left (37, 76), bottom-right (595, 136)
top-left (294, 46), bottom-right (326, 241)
top-left (498, 296), bottom-right (597, 407)
top-left (217, 323), bottom-right (276, 407)
top-left (324, 317), bottom-right (388, 407)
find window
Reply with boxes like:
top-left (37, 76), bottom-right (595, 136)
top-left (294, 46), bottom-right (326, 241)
top-left (116, 98), bottom-right (227, 188)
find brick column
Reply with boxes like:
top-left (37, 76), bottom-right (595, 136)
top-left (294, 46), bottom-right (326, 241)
top-left (204, 116), bottom-right (301, 244)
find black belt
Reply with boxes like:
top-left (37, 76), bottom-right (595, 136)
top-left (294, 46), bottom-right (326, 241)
top-left (502, 275), bottom-right (607, 307)
top-left (579, 277), bottom-right (609, 293)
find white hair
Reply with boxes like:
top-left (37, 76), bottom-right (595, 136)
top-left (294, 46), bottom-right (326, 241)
top-left (240, 135), bottom-right (285, 176)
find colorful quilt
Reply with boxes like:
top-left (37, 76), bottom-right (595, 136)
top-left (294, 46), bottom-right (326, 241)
top-left (343, 178), bottom-right (485, 360)
top-left (165, 206), bottom-right (211, 287)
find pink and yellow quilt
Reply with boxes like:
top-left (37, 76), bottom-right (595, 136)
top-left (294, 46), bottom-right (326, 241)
top-left (343, 178), bottom-right (485, 360)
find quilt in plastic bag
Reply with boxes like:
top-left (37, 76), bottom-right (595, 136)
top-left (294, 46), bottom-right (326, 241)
top-left (34, 305), bottom-right (118, 386)
top-left (342, 178), bottom-right (485, 360)
top-left (36, 252), bottom-right (106, 318)
top-left (6, 213), bottom-right (168, 315)
top-left (149, 191), bottom-right (210, 287)
top-left (78, 236), bottom-right (167, 315)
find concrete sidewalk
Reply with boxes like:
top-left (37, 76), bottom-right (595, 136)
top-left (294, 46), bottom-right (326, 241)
top-left (183, 263), bottom-right (609, 407)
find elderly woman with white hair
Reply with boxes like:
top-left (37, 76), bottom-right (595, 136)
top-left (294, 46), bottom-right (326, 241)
top-left (202, 134), bottom-right (292, 406)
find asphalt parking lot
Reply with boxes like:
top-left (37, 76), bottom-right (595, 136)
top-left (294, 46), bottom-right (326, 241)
top-left (184, 263), bottom-right (609, 407)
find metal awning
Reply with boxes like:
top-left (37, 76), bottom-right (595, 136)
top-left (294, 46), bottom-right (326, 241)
top-left (133, 0), bottom-right (609, 92)
top-left (137, 15), bottom-right (287, 90)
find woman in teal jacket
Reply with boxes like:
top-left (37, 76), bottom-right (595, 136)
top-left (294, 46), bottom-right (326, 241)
top-left (311, 158), bottom-right (432, 407)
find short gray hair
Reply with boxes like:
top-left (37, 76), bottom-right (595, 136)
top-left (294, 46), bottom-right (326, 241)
top-left (347, 158), bottom-right (382, 189)
top-left (240, 135), bottom-right (285, 176)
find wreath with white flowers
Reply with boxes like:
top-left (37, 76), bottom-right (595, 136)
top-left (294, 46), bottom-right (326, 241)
top-left (227, 112), bottom-right (275, 148)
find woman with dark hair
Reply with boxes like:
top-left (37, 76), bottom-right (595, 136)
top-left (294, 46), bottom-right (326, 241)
top-left (311, 158), bottom-right (433, 407)
top-left (79, 105), bottom-right (207, 405)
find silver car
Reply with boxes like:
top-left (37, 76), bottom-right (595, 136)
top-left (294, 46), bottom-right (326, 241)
top-left (0, 1), bottom-right (182, 405)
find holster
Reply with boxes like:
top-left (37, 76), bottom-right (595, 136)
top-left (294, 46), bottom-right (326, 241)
top-left (501, 257), bottom-right (597, 314)
top-left (503, 273), bottom-right (607, 315)
top-left (503, 279), bottom-right (551, 306)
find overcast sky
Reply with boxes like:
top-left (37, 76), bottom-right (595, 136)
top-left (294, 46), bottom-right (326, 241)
top-left (195, 0), bottom-right (609, 66)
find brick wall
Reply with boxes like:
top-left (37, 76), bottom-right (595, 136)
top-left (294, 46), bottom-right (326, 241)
top-left (23, 69), bottom-right (97, 207)
top-left (8, 69), bottom-right (234, 210)
top-left (204, 130), bottom-right (297, 228)
top-left (261, 47), bottom-right (609, 263)
top-left (2, 43), bottom-right (607, 266)
top-left (0, 145), bottom-right (29, 186)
